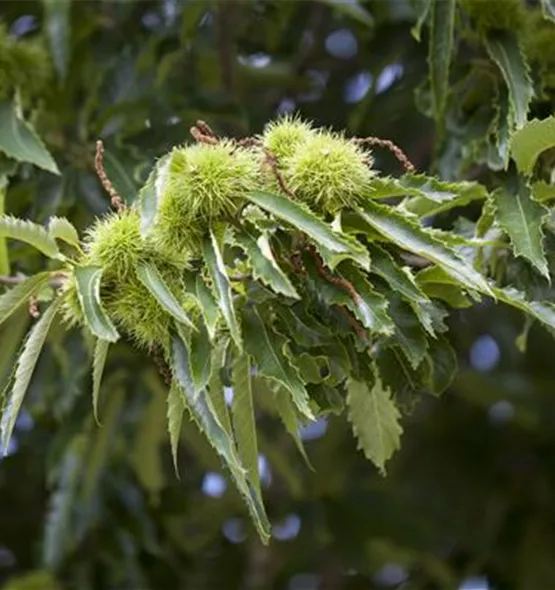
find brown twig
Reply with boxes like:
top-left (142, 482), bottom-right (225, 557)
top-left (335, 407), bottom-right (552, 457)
top-left (306, 245), bottom-right (360, 303)
top-left (95, 140), bottom-right (125, 211)
top-left (355, 136), bottom-right (416, 174)
top-left (190, 125), bottom-right (219, 145)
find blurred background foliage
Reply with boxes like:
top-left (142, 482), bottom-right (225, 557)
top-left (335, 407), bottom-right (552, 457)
top-left (1, 0), bottom-right (555, 588)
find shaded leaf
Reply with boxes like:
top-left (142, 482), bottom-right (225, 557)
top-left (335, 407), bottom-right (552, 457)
top-left (0, 100), bottom-right (59, 174)
top-left (48, 216), bottom-right (80, 248)
top-left (1, 297), bottom-right (61, 454)
top-left (492, 186), bottom-right (549, 278)
top-left (246, 190), bottom-right (370, 270)
top-left (485, 31), bottom-right (533, 129)
top-left (43, 0), bottom-right (71, 79)
top-left (167, 381), bottom-right (185, 476)
top-left (231, 353), bottom-right (262, 500)
top-left (494, 285), bottom-right (555, 332)
top-left (74, 266), bottom-right (119, 342)
top-left (412, 0), bottom-right (432, 41)
top-left (428, 0), bottom-right (456, 120)
top-left (0, 215), bottom-right (61, 258)
top-left (203, 229), bottom-right (241, 348)
top-left (136, 261), bottom-right (195, 329)
top-left (242, 306), bottom-right (314, 420)
top-left (541, 0), bottom-right (555, 21)
top-left (510, 116), bottom-right (555, 175)
top-left (234, 227), bottom-right (299, 299)
top-left (319, 0), bottom-right (374, 26)
top-left (386, 298), bottom-right (429, 369)
top-left (189, 317), bottom-right (212, 394)
top-left (171, 333), bottom-right (271, 542)
top-left (92, 338), bottom-right (109, 424)
top-left (0, 272), bottom-right (53, 327)
top-left (356, 201), bottom-right (493, 296)
top-left (347, 374), bottom-right (403, 475)
top-left (424, 334), bottom-right (457, 395)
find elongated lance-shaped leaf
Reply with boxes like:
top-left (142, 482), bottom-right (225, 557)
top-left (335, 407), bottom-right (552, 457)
top-left (189, 317), bottom-right (212, 395)
top-left (0, 215), bottom-right (61, 258)
top-left (385, 298), bottom-right (429, 369)
top-left (347, 373), bottom-right (403, 475)
top-left (43, 0), bottom-right (70, 79)
top-left (203, 229), bottom-right (242, 348)
top-left (234, 227), bottom-right (299, 299)
top-left (246, 190), bottom-right (370, 270)
top-left (356, 201), bottom-right (493, 297)
top-left (369, 245), bottom-right (439, 335)
top-left (136, 261), bottom-right (195, 329)
top-left (494, 285), bottom-right (555, 333)
top-left (1, 297), bottom-right (61, 455)
top-left (510, 116), bottom-right (555, 176)
top-left (139, 153), bottom-right (170, 236)
top-left (167, 380), bottom-right (185, 476)
top-left (74, 266), bottom-right (119, 342)
top-left (0, 183), bottom-right (9, 275)
top-left (171, 333), bottom-right (271, 542)
top-left (428, 0), bottom-right (456, 120)
top-left (43, 434), bottom-right (85, 568)
top-left (485, 31), bottom-right (533, 130)
top-left (184, 272), bottom-right (220, 340)
top-left (0, 99), bottom-right (59, 174)
top-left (231, 353), bottom-right (262, 501)
top-left (541, 0), bottom-right (555, 21)
top-left (492, 186), bottom-right (549, 278)
top-left (242, 306), bottom-right (314, 420)
top-left (207, 340), bottom-right (234, 435)
top-left (92, 338), bottom-right (110, 424)
top-left (0, 272), bottom-right (53, 327)
top-left (48, 216), bottom-right (80, 248)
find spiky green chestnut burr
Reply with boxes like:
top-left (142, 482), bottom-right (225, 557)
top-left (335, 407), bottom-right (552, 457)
top-left (59, 274), bottom-right (84, 328)
top-left (84, 209), bottom-right (143, 279)
top-left (157, 141), bottom-right (260, 228)
top-left (283, 130), bottom-right (374, 214)
top-left (262, 115), bottom-right (315, 162)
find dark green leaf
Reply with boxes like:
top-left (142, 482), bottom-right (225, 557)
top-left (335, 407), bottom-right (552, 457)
top-left (189, 318), bottom-right (212, 394)
top-left (242, 306), bottom-right (314, 420)
top-left (0, 100), bottom-right (59, 174)
top-left (203, 229), bottom-right (242, 348)
top-left (92, 338), bottom-right (109, 425)
top-left (167, 381), bottom-right (185, 476)
top-left (43, 0), bottom-right (71, 79)
top-left (74, 266), bottom-right (119, 342)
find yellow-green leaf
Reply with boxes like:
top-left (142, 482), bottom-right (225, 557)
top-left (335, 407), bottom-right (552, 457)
top-left (0, 272), bottom-right (53, 327)
top-left (92, 338), bottom-right (110, 424)
top-left (510, 116), bottom-right (555, 176)
top-left (0, 215), bottom-right (61, 258)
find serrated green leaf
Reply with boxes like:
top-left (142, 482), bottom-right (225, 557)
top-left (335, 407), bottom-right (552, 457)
top-left (510, 116), bottom-right (555, 176)
top-left (234, 227), bottom-right (299, 299)
top-left (242, 306), bottom-right (314, 420)
top-left (1, 297), bottom-right (61, 455)
top-left (423, 334), bottom-right (457, 395)
top-left (207, 342), bottom-right (234, 435)
top-left (347, 374), bottom-right (403, 475)
top-left (428, 0), bottom-right (456, 120)
top-left (485, 31), bottom-right (533, 130)
top-left (231, 354), bottom-right (262, 499)
top-left (92, 338), bottom-right (109, 425)
top-left (531, 181), bottom-right (555, 203)
top-left (369, 245), bottom-right (438, 335)
top-left (0, 184), bottom-right (9, 275)
top-left (494, 285), bottom-right (555, 332)
top-left (0, 215), bottom-right (61, 258)
top-left (0, 272), bottom-right (53, 327)
top-left (203, 229), bottom-right (241, 348)
top-left (48, 217), bottom-right (80, 248)
top-left (296, 353), bottom-right (329, 384)
top-left (246, 190), bottom-right (370, 270)
top-left (541, 0), bottom-right (555, 21)
top-left (189, 318), bottom-right (211, 394)
top-left (139, 154), bottom-right (170, 236)
top-left (356, 201), bottom-right (493, 296)
top-left (171, 333), bottom-right (270, 543)
top-left (167, 381), bottom-right (185, 476)
top-left (386, 298), bottom-right (429, 369)
top-left (136, 261), bottom-right (195, 329)
top-left (0, 100), bottom-right (59, 174)
top-left (492, 186), bottom-right (549, 278)
top-left (319, 0), bottom-right (374, 26)
top-left (43, 0), bottom-right (71, 79)
top-left (74, 266), bottom-right (119, 342)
